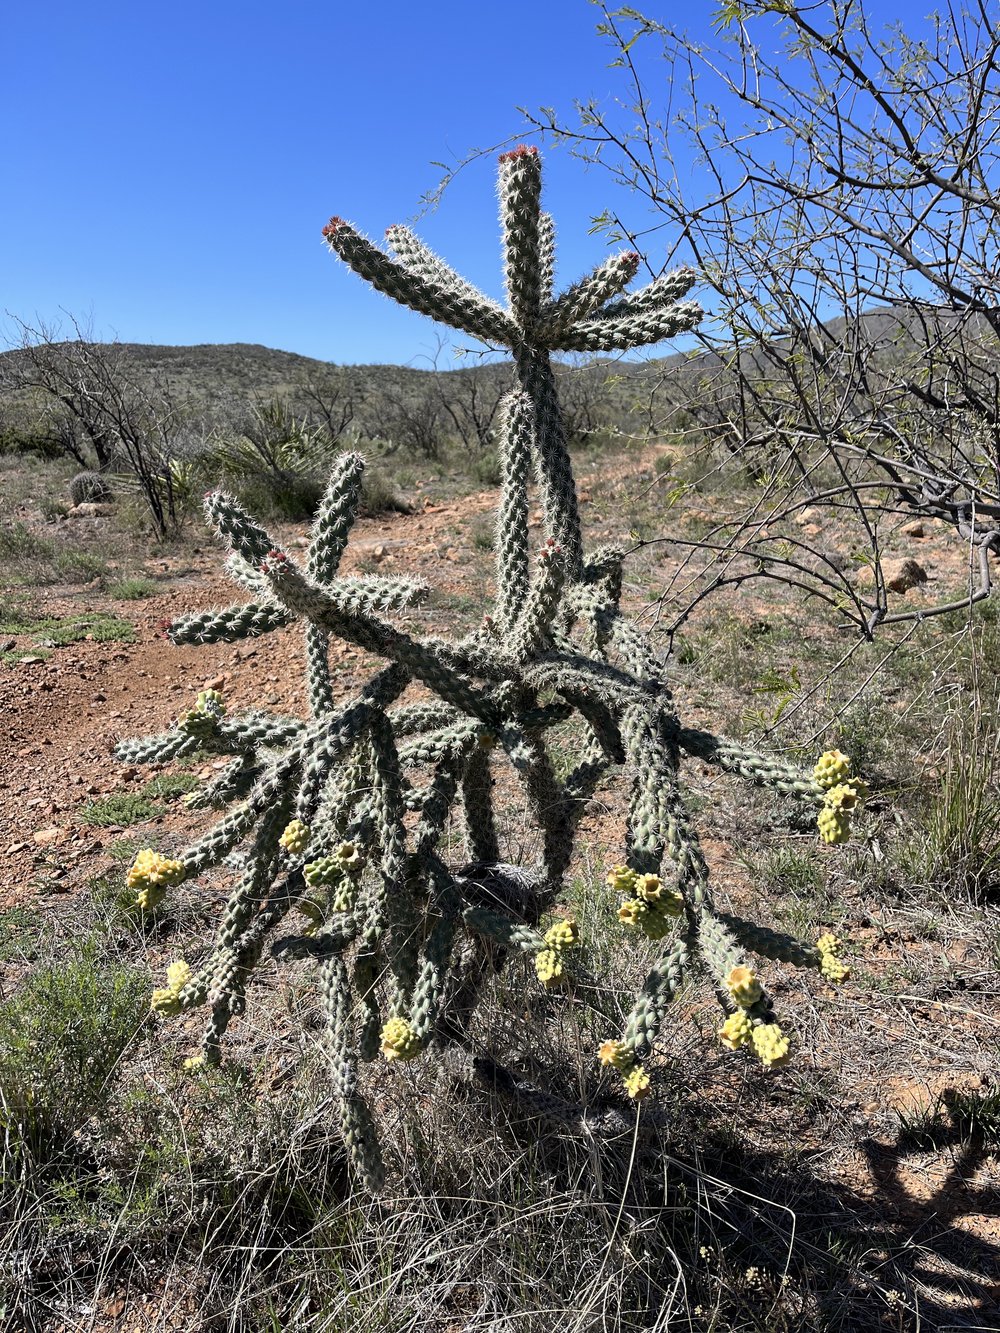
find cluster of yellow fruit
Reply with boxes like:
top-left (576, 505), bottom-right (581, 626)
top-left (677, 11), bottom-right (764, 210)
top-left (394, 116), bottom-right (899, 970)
top-left (380, 1015), bottom-right (422, 1062)
top-left (128, 849), bottom-right (185, 910)
top-left (717, 966), bottom-right (790, 1068)
top-left (813, 750), bottom-right (867, 845)
top-left (279, 819), bottom-right (311, 856)
top-left (534, 917), bottom-right (580, 987)
top-left (177, 688), bottom-right (226, 738)
top-left (816, 931), bottom-right (850, 982)
top-left (150, 959), bottom-right (192, 1016)
top-left (607, 865), bottom-right (684, 940)
top-left (597, 1039), bottom-right (651, 1100)
top-left (297, 840), bottom-right (368, 930)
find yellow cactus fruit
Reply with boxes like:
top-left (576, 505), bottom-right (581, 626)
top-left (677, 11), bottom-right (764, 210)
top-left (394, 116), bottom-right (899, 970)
top-left (380, 1016), bottom-right (422, 1062)
top-left (597, 1039), bottom-right (634, 1072)
top-left (813, 749), bottom-right (852, 790)
top-left (825, 781), bottom-right (866, 813)
top-left (725, 965), bottom-right (763, 1008)
top-left (820, 953), bottom-right (850, 983)
top-left (128, 849), bottom-right (184, 909)
top-left (751, 1023), bottom-right (790, 1069)
top-left (279, 819), bottom-right (310, 855)
top-left (815, 932), bottom-right (841, 956)
top-left (544, 918), bottom-right (579, 950)
top-left (183, 1052), bottom-right (207, 1071)
top-left (165, 960), bottom-right (191, 993)
top-left (334, 840), bottom-right (364, 872)
top-left (817, 805), bottom-right (850, 845)
top-left (654, 886), bottom-right (684, 918)
top-left (534, 948), bottom-right (566, 987)
top-left (618, 898), bottom-right (647, 927)
top-left (639, 904), bottom-right (676, 940)
top-left (622, 1064), bottom-right (651, 1100)
top-left (606, 864), bottom-right (637, 894)
top-left (634, 873), bottom-right (662, 901)
top-left (150, 986), bottom-right (182, 1016)
top-left (195, 688), bottom-right (225, 713)
top-left (718, 1011), bottom-right (754, 1051)
top-left (331, 881), bottom-right (354, 912)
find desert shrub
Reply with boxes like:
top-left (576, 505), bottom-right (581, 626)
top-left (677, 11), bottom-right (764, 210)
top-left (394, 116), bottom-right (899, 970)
top-left (0, 944), bottom-right (147, 1162)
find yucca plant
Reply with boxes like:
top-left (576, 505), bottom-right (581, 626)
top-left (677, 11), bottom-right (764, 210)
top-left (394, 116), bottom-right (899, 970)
top-left (117, 147), bottom-right (864, 1189)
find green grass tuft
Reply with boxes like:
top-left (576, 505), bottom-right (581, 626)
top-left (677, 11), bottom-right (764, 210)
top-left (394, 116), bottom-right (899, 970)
top-left (109, 576), bottom-right (158, 600)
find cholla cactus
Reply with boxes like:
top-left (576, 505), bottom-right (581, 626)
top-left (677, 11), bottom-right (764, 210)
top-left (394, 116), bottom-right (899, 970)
top-left (118, 147), bottom-right (863, 1190)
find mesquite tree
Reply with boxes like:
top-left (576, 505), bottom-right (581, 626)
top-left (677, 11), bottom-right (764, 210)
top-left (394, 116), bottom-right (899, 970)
top-left (121, 148), bottom-right (862, 1190)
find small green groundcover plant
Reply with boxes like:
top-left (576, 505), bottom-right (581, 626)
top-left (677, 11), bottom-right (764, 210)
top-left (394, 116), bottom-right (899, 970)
top-left (118, 148), bottom-right (866, 1190)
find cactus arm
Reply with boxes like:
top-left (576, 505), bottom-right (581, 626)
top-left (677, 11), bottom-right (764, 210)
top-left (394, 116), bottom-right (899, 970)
top-left (511, 541), bottom-right (566, 661)
top-left (537, 211), bottom-right (556, 303)
top-left (323, 218), bottom-right (516, 346)
top-left (168, 601), bottom-right (293, 646)
top-left (537, 250), bottom-right (641, 339)
top-left (621, 932), bottom-right (692, 1061)
top-left (307, 452), bottom-right (365, 584)
top-left (593, 266), bottom-right (697, 321)
top-left (677, 728), bottom-right (825, 804)
top-left (718, 912), bottom-right (821, 969)
top-left (260, 553), bottom-right (503, 728)
top-left (203, 491), bottom-right (279, 566)
top-left (549, 301), bottom-right (704, 353)
top-left (459, 744), bottom-right (500, 865)
top-left (498, 145), bottom-right (544, 331)
top-left (494, 390), bottom-right (534, 633)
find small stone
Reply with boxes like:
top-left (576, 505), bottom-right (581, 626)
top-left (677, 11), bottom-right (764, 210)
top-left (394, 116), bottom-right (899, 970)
top-left (33, 826), bottom-right (66, 846)
top-left (68, 502), bottom-right (115, 517)
top-left (856, 558), bottom-right (928, 593)
top-left (884, 557), bottom-right (928, 593)
top-left (901, 520), bottom-right (925, 538)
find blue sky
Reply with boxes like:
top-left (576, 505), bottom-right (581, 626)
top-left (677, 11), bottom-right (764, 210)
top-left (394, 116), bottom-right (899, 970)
top-left (4, 0), bottom-right (906, 366)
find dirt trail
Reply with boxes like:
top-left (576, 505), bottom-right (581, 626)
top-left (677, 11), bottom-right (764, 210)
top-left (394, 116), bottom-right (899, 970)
top-left (0, 483), bottom-right (526, 902)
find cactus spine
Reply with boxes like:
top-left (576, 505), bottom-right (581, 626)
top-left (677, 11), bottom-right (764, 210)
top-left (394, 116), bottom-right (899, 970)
top-left (122, 148), bottom-right (861, 1187)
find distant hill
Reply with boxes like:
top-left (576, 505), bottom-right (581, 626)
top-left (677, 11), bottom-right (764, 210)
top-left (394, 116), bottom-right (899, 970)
top-left (4, 305), bottom-right (978, 457)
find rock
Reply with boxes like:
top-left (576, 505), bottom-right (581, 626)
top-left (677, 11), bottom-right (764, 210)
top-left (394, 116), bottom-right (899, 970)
top-left (18, 655), bottom-right (46, 665)
top-left (68, 502), bottom-right (115, 518)
top-left (802, 523), bottom-right (822, 537)
top-left (795, 507), bottom-right (820, 524)
top-left (901, 520), bottom-right (926, 538)
top-left (33, 825), bottom-right (68, 846)
top-left (203, 675), bottom-right (226, 691)
top-left (856, 558), bottom-right (928, 593)
top-left (884, 557), bottom-right (928, 592)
